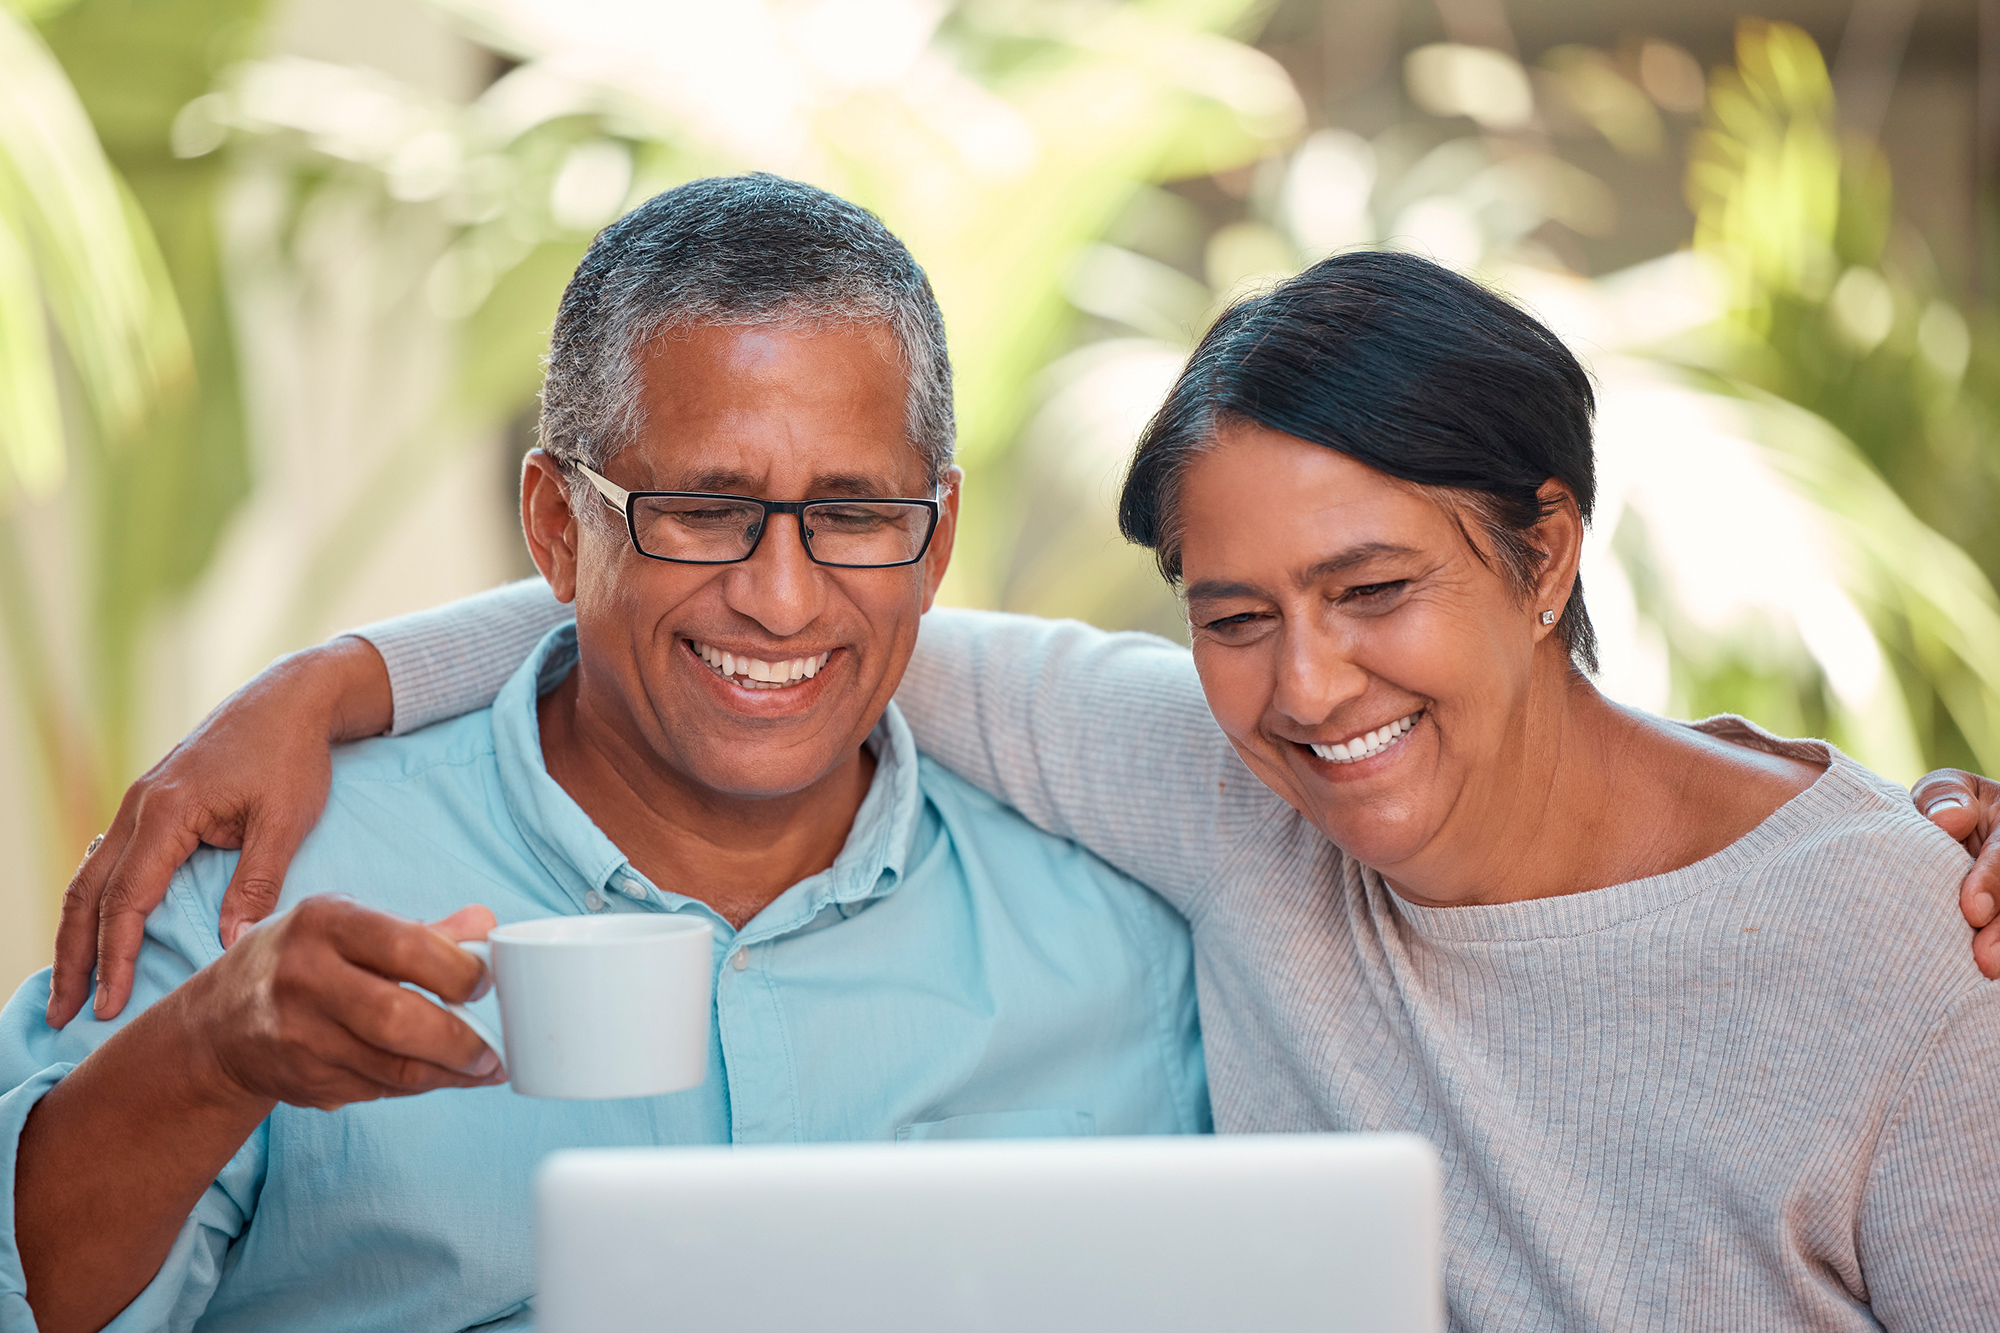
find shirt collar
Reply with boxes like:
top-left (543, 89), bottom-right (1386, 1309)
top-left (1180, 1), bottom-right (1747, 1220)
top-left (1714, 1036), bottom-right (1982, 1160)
top-left (491, 622), bottom-right (922, 941)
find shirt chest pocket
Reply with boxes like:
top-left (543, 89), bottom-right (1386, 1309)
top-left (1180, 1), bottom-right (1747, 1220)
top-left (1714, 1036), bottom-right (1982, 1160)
top-left (894, 1109), bottom-right (1096, 1141)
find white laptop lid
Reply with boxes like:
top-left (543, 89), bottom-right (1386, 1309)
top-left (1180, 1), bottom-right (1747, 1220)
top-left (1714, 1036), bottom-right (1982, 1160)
top-left (536, 1133), bottom-right (1441, 1332)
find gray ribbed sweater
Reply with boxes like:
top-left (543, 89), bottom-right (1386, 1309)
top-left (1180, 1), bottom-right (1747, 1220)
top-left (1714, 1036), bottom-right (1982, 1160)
top-left (360, 584), bottom-right (2000, 1331)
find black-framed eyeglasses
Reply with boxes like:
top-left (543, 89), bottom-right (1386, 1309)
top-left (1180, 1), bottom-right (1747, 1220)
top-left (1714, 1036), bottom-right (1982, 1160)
top-left (573, 463), bottom-right (944, 569)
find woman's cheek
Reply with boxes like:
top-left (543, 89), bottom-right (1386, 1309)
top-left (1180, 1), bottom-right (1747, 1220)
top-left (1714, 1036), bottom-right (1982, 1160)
top-left (1191, 643), bottom-right (1270, 748)
top-left (1381, 593), bottom-right (1493, 703)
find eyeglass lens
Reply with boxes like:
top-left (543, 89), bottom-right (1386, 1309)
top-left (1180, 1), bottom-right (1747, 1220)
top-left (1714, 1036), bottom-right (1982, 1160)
top-left (629, 497), bottom-right (932, 566)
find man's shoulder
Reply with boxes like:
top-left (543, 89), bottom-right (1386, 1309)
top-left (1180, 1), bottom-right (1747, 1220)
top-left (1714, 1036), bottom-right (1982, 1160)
top-left (171, 707), bottom-right (517, 922)
top-left (328, 706), bottom-right (501, 789)
top-left (912, 751), bottom-right (1183, 922)
top-left (309, 707), bottom-right (509, 859)
top-left (911, 749), bottom-right (1066, 847)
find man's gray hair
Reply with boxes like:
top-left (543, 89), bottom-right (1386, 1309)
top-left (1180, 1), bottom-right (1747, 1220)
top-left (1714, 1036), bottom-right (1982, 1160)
top-left (538, 173), bottom-right (955, 483)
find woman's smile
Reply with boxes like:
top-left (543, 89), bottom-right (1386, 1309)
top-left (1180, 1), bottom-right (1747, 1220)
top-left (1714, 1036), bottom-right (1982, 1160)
top-left (1303, 709), bottom-right (1424, 765)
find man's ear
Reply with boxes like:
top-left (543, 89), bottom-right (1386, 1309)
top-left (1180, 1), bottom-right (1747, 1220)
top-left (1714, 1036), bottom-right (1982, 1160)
top-left (521, 450), bottom-right (581, 605)
top-left (1529, 477), bottom-right (1584, 644)
top-left (919, 465), bottom-right (963, 614)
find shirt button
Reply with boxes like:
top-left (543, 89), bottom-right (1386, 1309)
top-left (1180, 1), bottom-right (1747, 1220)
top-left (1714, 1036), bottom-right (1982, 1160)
top-left (584, 891), bottom-right (605, 912)
top-left (730, 948), bottom-right (749, 970)
top-left (618, 876), bottom-right (648, 901)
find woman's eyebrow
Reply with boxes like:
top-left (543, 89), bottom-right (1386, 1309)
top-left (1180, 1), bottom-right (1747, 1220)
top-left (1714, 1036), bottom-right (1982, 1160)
top-left (1185, 578), bottom-right (1263, 603)
top-left (1185, 543), bottom-right (1422, 603)
top-left (1299, 542), bottom-right (1421, 586)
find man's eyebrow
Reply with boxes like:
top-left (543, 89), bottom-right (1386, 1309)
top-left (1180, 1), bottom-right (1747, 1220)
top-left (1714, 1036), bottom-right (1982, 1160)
top-left (1183, 543), bottom-right (1422, 603)
top-left (660, 470), bottom-right (905, 497)
top-left (802, 473), bottom-right (903, 498)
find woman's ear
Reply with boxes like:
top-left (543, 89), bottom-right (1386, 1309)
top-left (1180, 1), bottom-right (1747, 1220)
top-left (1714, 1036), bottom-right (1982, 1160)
top-left (1530, 478), bottom-right (1584, 640)
top-left (521, 450), bottom-right (581, 604)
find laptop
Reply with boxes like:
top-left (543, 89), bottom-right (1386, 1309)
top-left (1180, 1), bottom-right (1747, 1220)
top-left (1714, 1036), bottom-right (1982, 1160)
top-left (535, 1133), bottom-right (1442, 1332)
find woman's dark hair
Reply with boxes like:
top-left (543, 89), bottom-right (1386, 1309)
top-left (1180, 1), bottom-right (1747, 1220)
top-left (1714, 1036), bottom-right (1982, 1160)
top-left (1119, 249), bottom-right (1599, 673)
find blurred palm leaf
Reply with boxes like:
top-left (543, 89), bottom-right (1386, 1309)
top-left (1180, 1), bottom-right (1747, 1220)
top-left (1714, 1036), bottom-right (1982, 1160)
top-left (0, 0), bottom-right (196, 876)
top-left (1582, 347), bottom-right (2000, 781)
top-left (39, 0), bottom-right (269, 777)
top-left (1728, 382), bottom-right (2000, 774)
top-left (0, 2), bottom-right (186, 497)
top-left (1680, 18), bottom-right (2000, 769)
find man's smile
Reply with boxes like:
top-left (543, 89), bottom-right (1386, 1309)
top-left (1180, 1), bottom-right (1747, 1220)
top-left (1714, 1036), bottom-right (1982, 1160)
top-left (688, 639), bottom-right (834, 691)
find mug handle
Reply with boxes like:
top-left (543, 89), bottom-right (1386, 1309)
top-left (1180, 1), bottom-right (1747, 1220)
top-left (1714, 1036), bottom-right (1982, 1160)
top-left (443, 940), bottom-right (505, 1060)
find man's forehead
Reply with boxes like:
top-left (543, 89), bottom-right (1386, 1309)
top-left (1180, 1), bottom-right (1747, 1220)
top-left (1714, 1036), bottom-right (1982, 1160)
top-left (636, 321), bottom-right (905, 400)
top-left (648, 462), bottom-right (917, 498)
top-left (607, 426), bottom-right (930, 492)
top-left (623, 322), bottom-right (923, 490)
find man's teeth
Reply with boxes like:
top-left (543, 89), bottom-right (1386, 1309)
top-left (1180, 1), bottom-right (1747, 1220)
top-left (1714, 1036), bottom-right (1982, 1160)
top-left (1310, 713), bottom-right (1420, 764)
top-left (692, 642), bottom-right (830, 690)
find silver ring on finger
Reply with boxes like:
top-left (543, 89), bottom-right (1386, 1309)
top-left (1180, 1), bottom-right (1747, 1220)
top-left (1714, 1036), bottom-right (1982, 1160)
top-left (85, 834), bottom-right (104, 858)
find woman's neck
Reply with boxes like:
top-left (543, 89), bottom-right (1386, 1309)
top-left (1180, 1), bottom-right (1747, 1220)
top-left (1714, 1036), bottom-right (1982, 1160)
top-left (1381, 675), bottom-right (1822, 909)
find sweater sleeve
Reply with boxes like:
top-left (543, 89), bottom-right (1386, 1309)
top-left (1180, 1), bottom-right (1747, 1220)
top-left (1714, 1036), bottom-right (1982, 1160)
top-left (1856, 982), bottom-right (2000, 1329)
top-left (894, 608), bottom-right (1276, 916)
top-left (348, 579), bottom-right (572, 736)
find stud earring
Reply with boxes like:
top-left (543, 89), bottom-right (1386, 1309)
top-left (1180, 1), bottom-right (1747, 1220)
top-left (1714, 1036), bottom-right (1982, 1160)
top-left (1539, 610), bottom-right (1556, 625)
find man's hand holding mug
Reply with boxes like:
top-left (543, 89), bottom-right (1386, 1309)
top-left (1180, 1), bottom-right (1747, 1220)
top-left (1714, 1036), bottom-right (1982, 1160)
top-left (188, 896), bottom-right (507, 1113)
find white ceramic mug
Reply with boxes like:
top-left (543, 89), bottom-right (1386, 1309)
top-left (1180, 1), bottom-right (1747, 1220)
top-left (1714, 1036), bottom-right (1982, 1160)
top-left (444, 913), bottom-right (714, 1100)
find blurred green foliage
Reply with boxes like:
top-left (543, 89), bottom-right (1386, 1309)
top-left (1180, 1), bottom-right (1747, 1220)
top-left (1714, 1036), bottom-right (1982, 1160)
top-left (1, 0), bottom-right (202, 874)
top-left (39, 0), bottom-right (267, 789)
top-left (0, 0), bottom-right (1300, 899)
top-left (1684, 19), bottom-right (2000, 771)
top-left (3, 0), bottom-right (1999, 912)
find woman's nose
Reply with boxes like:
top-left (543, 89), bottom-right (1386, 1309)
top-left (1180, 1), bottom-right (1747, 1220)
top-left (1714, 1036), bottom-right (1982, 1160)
top-left (1270, 625), bottom-right (1368, 727)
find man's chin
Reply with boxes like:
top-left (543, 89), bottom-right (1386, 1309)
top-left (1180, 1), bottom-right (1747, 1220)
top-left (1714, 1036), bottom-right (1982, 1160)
top-left (661, 694), bottom-right (881, 802)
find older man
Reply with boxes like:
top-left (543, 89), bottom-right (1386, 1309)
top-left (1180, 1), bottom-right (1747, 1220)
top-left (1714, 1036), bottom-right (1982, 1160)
top-left (0, 176), bottom-right (1205, 1333)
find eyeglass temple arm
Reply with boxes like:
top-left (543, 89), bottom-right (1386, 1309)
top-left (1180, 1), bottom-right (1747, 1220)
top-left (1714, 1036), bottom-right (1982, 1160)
top-left (573, 462), bottom-right (629, 514)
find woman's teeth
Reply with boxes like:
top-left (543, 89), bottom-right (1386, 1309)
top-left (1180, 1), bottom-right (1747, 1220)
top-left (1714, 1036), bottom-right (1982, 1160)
top-left (691, 641), bottom-right (830, 690)
top-left (1310, 712), bottom-right (1420, 764)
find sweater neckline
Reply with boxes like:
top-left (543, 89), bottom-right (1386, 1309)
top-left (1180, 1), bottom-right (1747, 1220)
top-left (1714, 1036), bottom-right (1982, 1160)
top-left (1382, 716), bottom-right (1870, 944)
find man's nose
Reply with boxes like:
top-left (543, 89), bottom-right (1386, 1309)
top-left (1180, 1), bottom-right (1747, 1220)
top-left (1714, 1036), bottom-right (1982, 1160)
top-left (720, 512), bottom-right (827, 638)
top-left (1269, 621), bottom-right (1368, 728)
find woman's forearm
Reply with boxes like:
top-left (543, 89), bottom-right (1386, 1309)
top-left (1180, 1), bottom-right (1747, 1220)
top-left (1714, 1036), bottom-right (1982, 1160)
top-left (15, 985), bottom-right (272, 1333)
top-left (350, 578), bottom-right (571, 735)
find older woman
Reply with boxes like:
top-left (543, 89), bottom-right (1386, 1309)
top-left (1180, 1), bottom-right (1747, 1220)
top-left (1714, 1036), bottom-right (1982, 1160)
top-left (910, 252), bottom-right (2000, 1328)
top-left (53, 252), bottom-right (2000, 1329)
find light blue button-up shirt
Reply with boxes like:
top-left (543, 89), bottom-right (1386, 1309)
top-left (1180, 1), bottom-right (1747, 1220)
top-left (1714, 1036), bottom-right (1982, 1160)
top-left (0, 625), bottom-right (1207, 1332)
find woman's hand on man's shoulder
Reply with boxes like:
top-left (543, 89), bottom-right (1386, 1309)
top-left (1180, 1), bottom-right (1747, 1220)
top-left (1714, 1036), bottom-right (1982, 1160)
top-left (1914, 768), bottom-right (2000, 979)
top-left (46, 636), bottom-right (395, 1028)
